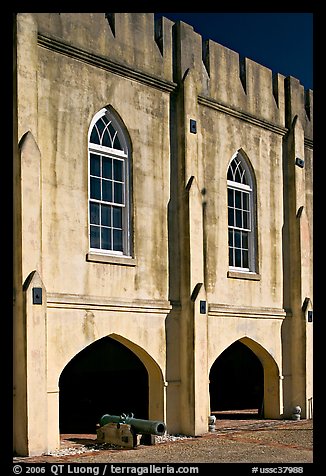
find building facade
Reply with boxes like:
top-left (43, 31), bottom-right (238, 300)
top-left (13, 13), bottom-right (313, 456)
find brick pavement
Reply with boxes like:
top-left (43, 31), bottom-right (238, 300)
top-left (12, 411), bottom-right (313, 464)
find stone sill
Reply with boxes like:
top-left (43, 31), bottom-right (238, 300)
top-left (227, 270), bottom-right (261, 281)
top-left (86, 252), bottom-right (137, 267)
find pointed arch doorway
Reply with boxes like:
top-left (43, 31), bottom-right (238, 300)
top-left (209, 337), bottom-right (281, 419)
top-left (59, 336), bottom-right (149, 433)
top-left (209, 340), bottom-right (264, 418)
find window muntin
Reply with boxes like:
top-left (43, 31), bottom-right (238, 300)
top-left (227, 188), bottom-right (250, 231)
top-left (90, 114), bottom-right (123, 150)
top-left (227, 154), bottom-right (255, 272)
top-left (89, 154), bottom-right (125, 205)
top-left (88, 108), bottom-right (130, 256)
top-left (227, 155), bottom-right (249, 184)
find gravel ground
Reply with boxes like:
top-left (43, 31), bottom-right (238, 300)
top-left (13, 418), bottom-right (313, 465)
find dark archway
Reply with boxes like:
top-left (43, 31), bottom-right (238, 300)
top-left (209, 340), bottom-right (264, 417)
top-left (59, 336), bottom-right (149, 433)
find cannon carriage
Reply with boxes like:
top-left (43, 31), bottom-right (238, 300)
top-left (97, 413), bottom-right (167, 448)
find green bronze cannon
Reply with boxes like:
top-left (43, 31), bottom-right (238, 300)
top-left (99, 413), bottom-right (166, 436)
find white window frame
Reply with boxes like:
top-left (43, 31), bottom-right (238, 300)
top-left (88, 108), bottom-right (132, 257)
top-left (227, 153), bottom-right (256, 273)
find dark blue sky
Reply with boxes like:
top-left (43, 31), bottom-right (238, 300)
top-left (155, 13), bottom-right (313, 91)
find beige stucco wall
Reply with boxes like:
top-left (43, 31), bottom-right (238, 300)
top-left (35, 15), bottom-right (173, 450)
top-left (37, 48), bottom-right (171, 301)
top-left (46, 306), bottom-right (168, 449)
top-left (14, 13), bottom-right (313, 455)
top-left (207, 317), bottom-right (284, 418)
top-left (201, 109), bottom-right (284, 309)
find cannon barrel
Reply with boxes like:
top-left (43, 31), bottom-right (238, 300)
top-left (100, 413), bottom-right (166, 436)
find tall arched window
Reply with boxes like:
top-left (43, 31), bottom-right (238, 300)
top-left (88, 107), bottom-right (131, 256)
top-left (227, 151), bottom-right (256, 272)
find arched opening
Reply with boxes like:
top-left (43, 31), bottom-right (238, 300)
top-left (59, 336), bottom-right (148, 433)
top-left (209, 340), bottom-right (264, 418)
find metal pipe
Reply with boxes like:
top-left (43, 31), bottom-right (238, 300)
top-left (100, 413), bottom-right (166, 436)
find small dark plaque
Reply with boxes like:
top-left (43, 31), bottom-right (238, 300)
top-left (200, 300), bottom-right (206, 314)
top-left (190, 119), bottom-right (197, 134)
top-left (32, 287), bottom-right (42, 305)
top-left (295, 157), bottom-right (304, 168)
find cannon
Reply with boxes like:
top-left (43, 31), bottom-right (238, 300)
top-left (99, 413), bottom-right (166, 436)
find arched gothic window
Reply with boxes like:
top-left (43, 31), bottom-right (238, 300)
top-left (88, 107), bottom-right (131, 256)
top-left (227, 152), bottom-right (256, 272)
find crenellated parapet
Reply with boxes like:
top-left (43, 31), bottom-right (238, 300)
top-left (201, 39), bottom-right (287, 127)
top-left (171, 18), bottom-right (312, 139)
top-left (169, 16), bottom-right (312, 140)
top-left (285, 77), bottom-right (313, 142)
top-left (25, 13), bottom-right (312, 140)
top-left (33, 13), bottom-right (174, 83)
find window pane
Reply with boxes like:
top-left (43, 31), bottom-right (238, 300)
top-left (235, 190), bottom-right (241, 208)
top-left (90, 154), bottom-right (100, 176)
top-left (113, 134), bottom-right (122, 151)
top-left (90, 225), bottom-right (100, 248)
top-left (90, 177), bottom-right (101, 200)
top-left (114, 182), bottom-right (124, 204)
top-left (102, 157), bottom-right (112, 179)
top-left (243, 211), bottom-right (249, 230)
top-left (113, 229), bottom-right (123, 252)
top-left (241, 169), bottom-right (248, 185)
top-left (235, 230), bottom-right (241, 248)
top-left (102, 180), bottom-right (113, 202)
top-left (101, 115), bottom-right (109, 126)
top-left (227, 188), bottom-right (234, 206)
top-left (101, 227), bottom-right (111, 250)
top-left (243, 250), bottom-right (249, 268)
top-left (242, 232), bottom-right (248, 250)
top-left (101, 204), bottom-right (111, 226)
top-left (229, 248), bottom-right (234, 266)
top-left (96, 118), bottom-right (106, 140)
top-left (228, 208), bottom-right (234, 226)
top-left (90, 202), bottom-right (100, 224)
top-left (235, 167), bottom-right (242, 183)
top-left (102, 128), bottom-right (111, 148)
top-left (236, 209), bottom-right (242, 228)
top-left (113, 207), bottom-right (122, 228)
top-left (109, 123), bottom-right (123, 150)
top-left (113, 160), bottom-right (123, 182)
top-left (228, 229), bottom-right (233, 246)
top-left (108, 123), bottom-right (116, 147)
top-left (235, 248), bottom-right (242, 267)
top-left (243, 193), bottom-right (249, 211)
top-left (90, 127), bottom-right (100, 145)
